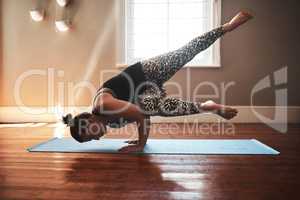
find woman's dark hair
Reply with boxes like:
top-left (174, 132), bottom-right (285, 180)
top-left (62, 112), bottom-right (92, 143)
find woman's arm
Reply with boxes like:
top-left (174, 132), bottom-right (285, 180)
top-left (94, 93), bottom-right (150, 153)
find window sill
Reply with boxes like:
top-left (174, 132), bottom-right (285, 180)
top-left (116, 64), bottom-right (221, 70)
top-left (183, 64), bottom-right (221, 68)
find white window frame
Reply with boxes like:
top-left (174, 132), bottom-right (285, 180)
top-left (118, 0), bottom-right (222, 68)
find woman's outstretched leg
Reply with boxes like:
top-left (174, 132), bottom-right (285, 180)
top-left (141, 27), bottom-right (225, 86)
top-left (141, 11), bottom-right (253, 87)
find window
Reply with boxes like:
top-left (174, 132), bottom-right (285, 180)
top-left (123, 0), bottom-right (222, 67)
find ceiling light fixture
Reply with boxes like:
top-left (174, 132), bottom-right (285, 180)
top-left (56, 0), bottom-right (69, 7)
top-left (55, 20), bottom-right (71, 32)
top-left (30, 9), bottom-right (44, 22)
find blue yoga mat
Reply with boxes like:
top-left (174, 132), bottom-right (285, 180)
top-left (28, 138), bottom-right (279, 155)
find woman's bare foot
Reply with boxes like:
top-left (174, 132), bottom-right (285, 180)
top-left (215, 105), bottom-right (238, 120)
top-left (222, 11), bottom-right (253, 32)
top-left (200, 100), bottom-right (238, 120)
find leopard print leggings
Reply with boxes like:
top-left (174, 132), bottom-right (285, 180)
top-left (137, 27), bottom-right (225, 116)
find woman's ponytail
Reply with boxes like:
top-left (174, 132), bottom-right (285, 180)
top-left (62, 113), bottom-right (73, 126)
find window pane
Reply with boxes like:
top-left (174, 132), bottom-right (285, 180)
top-left (127, 19), bottom-right (167, 35)
top-left (128, 34), bottom-right (167, 51)
top-left (131, 3), bottom-right (168, 19)
top-left (169, 1), bottom-right (209, 19)
top-left (126, 0), bottom-right (216, 66)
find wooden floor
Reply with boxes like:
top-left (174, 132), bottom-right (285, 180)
top-left (0, 123), bottom-right (299, 200)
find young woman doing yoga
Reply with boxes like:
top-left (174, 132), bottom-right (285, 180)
top-left (63, 11), bottom-right (253, 153)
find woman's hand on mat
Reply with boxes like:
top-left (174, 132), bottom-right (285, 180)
top-left (118, 144), bottom-right (144, 153)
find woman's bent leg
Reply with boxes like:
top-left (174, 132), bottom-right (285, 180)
top-left (138, 96), bottom-right (238, 119)
top-left (157, 97), bottom-right (202, 116)
top-left (138, 95), bottom-right (203, 117)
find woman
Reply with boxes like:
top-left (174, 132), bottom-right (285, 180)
top-left (63, 11), bottom-right (253, 153)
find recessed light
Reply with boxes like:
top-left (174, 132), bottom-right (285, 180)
top-left (30, 9), bottom-right (44, 22)
top-left (56, 0), bottom-right (69, 7)
top-left (55, 20), bottom-right (71, 32)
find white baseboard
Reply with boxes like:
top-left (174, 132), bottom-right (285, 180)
top-left (0, 106), bottom-right (299, 123)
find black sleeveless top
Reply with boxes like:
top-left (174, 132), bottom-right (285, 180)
top-left (100, 62), bottom-right (147, 103)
